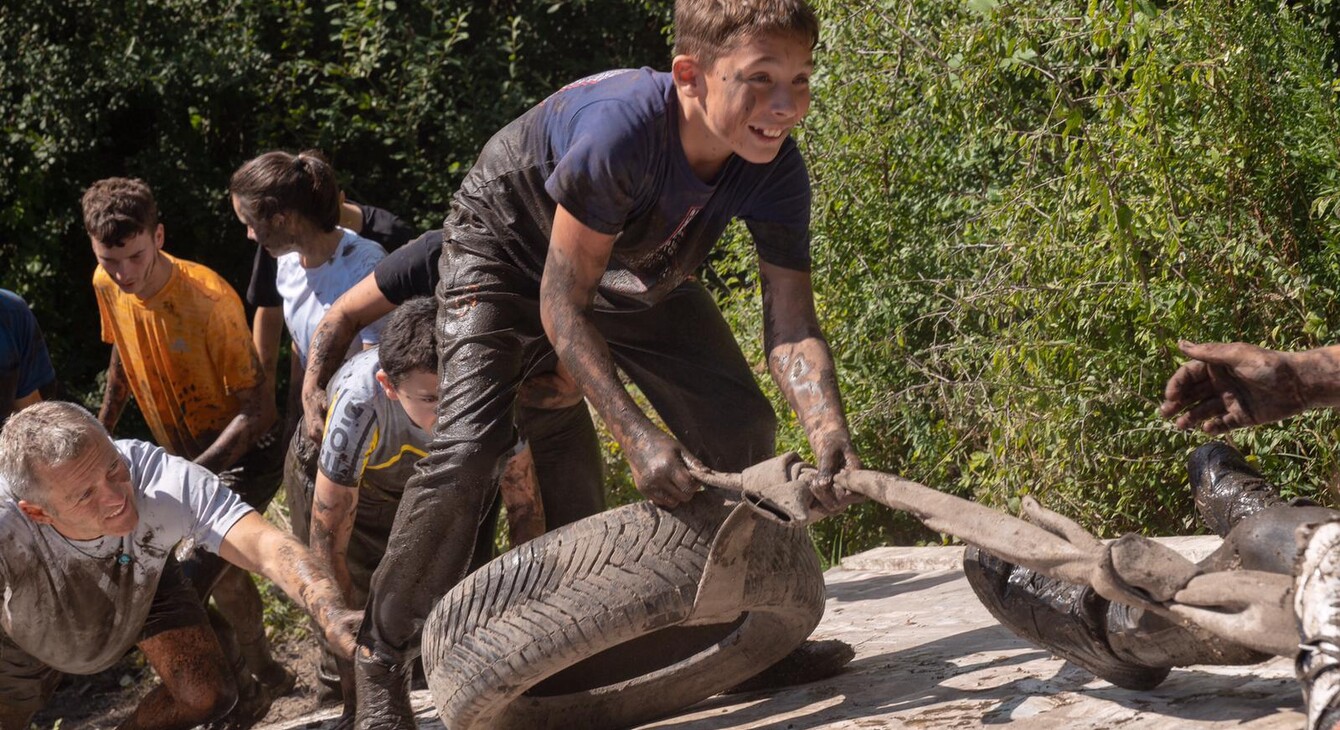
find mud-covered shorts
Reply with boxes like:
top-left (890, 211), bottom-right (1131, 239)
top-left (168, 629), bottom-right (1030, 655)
top-left (0, 557), bottom-right (207, 716)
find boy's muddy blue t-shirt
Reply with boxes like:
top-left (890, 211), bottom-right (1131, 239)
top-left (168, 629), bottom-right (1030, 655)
top-left (446, 68), bottom-right (812, 310)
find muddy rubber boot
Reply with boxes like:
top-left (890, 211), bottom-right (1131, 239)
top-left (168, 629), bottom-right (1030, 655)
top-left (962, 546), bottom-right (1170, 690)
top-left (1295, 520), bottom-right (1340, 730)
top-left (354, 648), bottom-right (416, 730)
top-left (723, 639), bottom-right (856, 694)
top-left (1188, 442), bottom-right (1286, 537)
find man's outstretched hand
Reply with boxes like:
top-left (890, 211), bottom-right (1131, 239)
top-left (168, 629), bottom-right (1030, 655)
top-left (1160, 340), bottom-right (1312, 434)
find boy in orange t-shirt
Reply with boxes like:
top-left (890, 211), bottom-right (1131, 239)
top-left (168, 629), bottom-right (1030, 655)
top-left (82, 177), bottom-right (293, 720)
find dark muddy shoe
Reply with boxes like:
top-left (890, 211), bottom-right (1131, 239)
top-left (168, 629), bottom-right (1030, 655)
top-left (1295, 521), bottom-right (1340, 730)
top-left (963, 546), bottom-right (1170, 691)
top-left (207, 672), bottom-right (273, 730)
top-left (354, 649), bottom-right (416, 730)
top-left (256, 664), bottom-right (297, 700)
top-left (1188, 442), bottom-right (1285, 537)
top-left (723, 639), bottom-right (855, 694)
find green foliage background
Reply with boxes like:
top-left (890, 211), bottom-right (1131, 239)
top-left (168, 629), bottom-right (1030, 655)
top-left (7, 0), bottom-right (1340, 562)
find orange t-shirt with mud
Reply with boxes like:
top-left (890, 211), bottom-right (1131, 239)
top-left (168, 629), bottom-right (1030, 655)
top-left (94, 253), bottom-right (262, 458)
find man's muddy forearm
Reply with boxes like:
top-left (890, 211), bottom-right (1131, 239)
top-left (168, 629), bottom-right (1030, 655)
top-left (540, 250), bottom-right (656, 451)
top-left (304, 314), bottom-right (357, 407)
top-left (99, 346), bottom-right (130, 432)
top-left (310, 479), bottom-right (358, 605)
top-left (768, 335), bottom-right (852, 453)
top-left (264, 534), bottom-right (350, 634)
top-left (194, 375), bottom-right (268, 472)
top-left (1292, 346), bottom-right (1340, 409)
top-left (761, 276), bottom-right (853, 458)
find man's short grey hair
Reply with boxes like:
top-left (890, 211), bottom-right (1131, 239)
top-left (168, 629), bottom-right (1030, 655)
top-left (0, 401), bottom-right (108, 505)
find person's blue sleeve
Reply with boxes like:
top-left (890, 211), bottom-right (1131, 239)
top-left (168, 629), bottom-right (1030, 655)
top-left (544, 101), bottom-right (654, 236)
top-left (742, 142), bottom-right (812, 272)
top-left (6, 293), bottom-right (56, 398)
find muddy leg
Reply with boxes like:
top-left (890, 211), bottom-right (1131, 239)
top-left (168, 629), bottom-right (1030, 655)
top-left (122, 622), bottom-right (235, 730)
top-left (211, 567), bottom-right (295, 695)
top-left (499, 442), bottom-right (544, 546)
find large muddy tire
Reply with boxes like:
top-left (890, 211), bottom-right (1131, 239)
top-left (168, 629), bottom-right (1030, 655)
top-left (421, 489), bottom-right (825, 729)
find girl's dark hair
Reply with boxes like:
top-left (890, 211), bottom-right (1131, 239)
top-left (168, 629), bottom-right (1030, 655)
top-left (228, 150), bottom-right (340, 231)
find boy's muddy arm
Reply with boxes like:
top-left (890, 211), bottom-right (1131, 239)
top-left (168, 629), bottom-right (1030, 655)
top-left (759, 261), bottom-right (861, 510)
top-left (1161, 340), bottom-right (1340, 433)
top-left (310, 472), bottom-right (359, 605)
top-left (541, 205), bottom-right (700, 510)
top-left (219, 512), bottom-right (361, 659)
top-left (98, 345), bottom-right (130, 432)
top-left (302, 275), bottom-right (393, 442)
top-left (194, 358), bottom-right (272, 472)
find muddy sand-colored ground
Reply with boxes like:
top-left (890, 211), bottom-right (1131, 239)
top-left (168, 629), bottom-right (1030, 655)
top-left (38, 536), bottom-right (1302, 729)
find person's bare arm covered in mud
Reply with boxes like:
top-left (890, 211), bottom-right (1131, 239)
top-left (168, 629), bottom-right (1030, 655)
top-left (540, 204), bottom-right (701, 510)
top-left (218, 512), bottom-right (361, 659)
top-left (309, 472), bottom-right (359, 605)
top-left (516, 361), bottom-right (583, 410)
top-left (193, 352), bottom-right (274, 473)
top-left (98, 345), bottom-right (130, 432)
top-left (302, 276), bottom-right (393, 443)
top-left (1160, 340), bottom-right (1340, 434)
top-left (759, 261), bottom-right (862, 510)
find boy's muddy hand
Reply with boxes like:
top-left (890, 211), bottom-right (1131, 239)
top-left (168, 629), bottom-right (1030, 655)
top-left (301, 386), bottom-right (329, 444)
top-left (628, 430), bottom-right (700, 509)
top-left (811, 433), bottom-right (863, 512)
top-left (1160, 340), bottom-right (1310, 434)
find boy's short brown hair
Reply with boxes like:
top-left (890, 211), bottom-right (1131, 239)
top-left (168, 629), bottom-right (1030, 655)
top-left (673, 0), bottom-right (819, 69)
top-left (378, 297), bottom-right (439, 386)
top-left (81, 177), bottom-right (158, 247)
top-left (229, 149), bottom-right (340, 232)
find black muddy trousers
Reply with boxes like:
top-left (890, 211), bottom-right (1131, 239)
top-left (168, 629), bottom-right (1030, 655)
top-left (1102, 503), bottom-right (1339, 668)
top-left (286, 396), bottom-right (603, 699)
top-left (358, 243), bottom-right (779, 667)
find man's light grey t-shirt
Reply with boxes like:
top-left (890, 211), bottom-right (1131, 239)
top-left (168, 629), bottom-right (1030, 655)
top-left (0, 439), bottom-right (252, 674)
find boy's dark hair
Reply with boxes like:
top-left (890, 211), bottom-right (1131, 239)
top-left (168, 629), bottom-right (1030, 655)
top-left (378, 297), bottom-right (438, 386)
top-left (81, 178), bottom-right (158, 247)
top-left (673, 0), bottom-right (819, 69)
top-left (229, 150), bottom-right (340, 232)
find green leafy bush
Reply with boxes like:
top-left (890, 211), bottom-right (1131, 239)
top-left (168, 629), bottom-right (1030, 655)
top-left (9, 0), bottom-right (1340, 565)
top-left (713, 0), bottom-right (1340, 558)
top-left (0, 0), bottom-right (672, 409)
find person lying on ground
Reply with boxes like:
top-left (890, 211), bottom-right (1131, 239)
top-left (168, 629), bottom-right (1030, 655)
top-left (293, 298), bottom-right (544, 715)
top-left (298, 230), bottom-right (604, 534)
top-left (0, 401), bottom-right (359, 730)
top-left (962, 440), bottom-right (1340, 730)
top-left (1157, 338), bottom-right (1340, 729)
top-left (352, 0), bottom-right (861, 725)
top-left (0, 288), bottom-right (55, 422)
top-left (247, 192), bottom-right (414, 434)
top-left (963, 338), bottom-right (1340, 730)
top-left (82, 177), bottom-right (294, 720)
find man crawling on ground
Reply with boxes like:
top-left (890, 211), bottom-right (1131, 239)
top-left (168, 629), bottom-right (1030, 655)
top-left (0, 401), bottom-right (359, 730)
